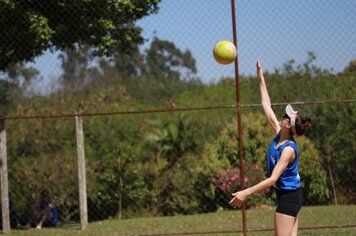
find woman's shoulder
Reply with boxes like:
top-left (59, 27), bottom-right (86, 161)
top-left (282, 140), bottom-right (299, 155)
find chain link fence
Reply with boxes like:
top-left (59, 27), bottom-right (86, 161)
top-left (0, 0), bottom-right (355, 235)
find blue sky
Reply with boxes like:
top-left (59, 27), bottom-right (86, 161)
top-left (136, 0), bottom-right (356, 81)
top-left (31, 0), bottom-right (356, 91)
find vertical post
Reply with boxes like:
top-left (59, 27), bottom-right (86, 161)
top-left (327, 158), bottom-right (338, 205)
top-left (0, 120), bottom-right (10, 234)
top-left (230, 0), bottom-right (247, 235)
top-left (75, 114), bottom-right (88, 230)
top-left (118, 157), bottom-right (122, 220)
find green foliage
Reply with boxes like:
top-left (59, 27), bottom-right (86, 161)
top-left (297, 137), bottom-right (331, 205)
top-left (342, 60), bottom-right (356, 74)
top-left (53, 37), bottom-right (200, 100)
top-left (58, 46), bottom-right (92, 91)
top-left (10, 152), bottom-right (78, 221)
top-left (142, 114), bottom-right (207, 215)
top-left (0, 80), bottom-right (13, 115)
top-left (2, 51), bottom-right (355, 221)
top-left (86, 142), bottom-right (151, 220)
top-left (197, 118), bottom-right (270, 210)
top-left (199, 112), bottom-right (330, 209)
top-left (145, 37), bottom-right (197, 82)
top-left (276, 52), bottom-right (332, 78)
top-left (81, 115), bottom-right (155, 220)
top-left (307, 103), bottom-right (356, 204)
top-left (0, 0), bottom-right (161, 70)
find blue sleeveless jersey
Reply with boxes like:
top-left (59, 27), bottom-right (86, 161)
top-left (266, 135), bottom-right (300, 190)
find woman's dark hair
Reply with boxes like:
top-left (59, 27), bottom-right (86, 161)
top-left (295, 113), bottom-right (312, 136)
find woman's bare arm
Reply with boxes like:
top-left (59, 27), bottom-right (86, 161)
top-left (229, 147), bottom-right (295, 208)
top-left (257, 60), bottom-right (280, 134)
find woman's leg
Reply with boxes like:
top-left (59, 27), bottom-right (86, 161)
top-left (37, 208), bottom-right (52, 229)
top-left (274, 188), bottom-right (303, 235)
top-left (274, 212), bottom-right (296, 236)
top-left (291, 216), bottom-right (299, 236)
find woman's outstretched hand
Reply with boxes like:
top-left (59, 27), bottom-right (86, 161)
top-left (256, 59), bottom-right (264, 80)
top-left (229, 190), bottom-right (248, 208)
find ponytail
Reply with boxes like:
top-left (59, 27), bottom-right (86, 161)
top-left (295, 113), bottom-right (312, 136)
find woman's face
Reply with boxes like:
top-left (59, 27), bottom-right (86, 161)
top-left (280, 114), bottom-right (291, 127)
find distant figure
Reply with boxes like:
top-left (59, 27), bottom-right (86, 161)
top-left (9, 199), bottom-right (19, 228)
top-left (30, 189), bottom-right (58, 229)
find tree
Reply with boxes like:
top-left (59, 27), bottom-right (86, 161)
top-left (104, 37), bottom-right (198, 82)
top-left (143, 115), bottom-right (204, 215)
top-left (145, 38), bottom-right (197, 82)
top-left (0, 62), bottom-right (40, 99)
top-left (277, 52), bottom-right (331, 78)
top-left (113, 44), bottom-right (146, 80)
top-left (342, 60), bottom-right (356, 74)
top-left (0, 80), bottom-right (12, 115)
top-left (58, 46), bottom-right (93, 91)
top-left (0, 0), bottom-right (161, 71)
top-left (308, 103), bottom-right (356, 204)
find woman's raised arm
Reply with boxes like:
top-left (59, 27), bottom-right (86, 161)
top-left (257, 60), bottom-right (280, 134)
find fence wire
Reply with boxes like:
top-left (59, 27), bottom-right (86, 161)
top-left (0, 0), bottom-right (355, 235)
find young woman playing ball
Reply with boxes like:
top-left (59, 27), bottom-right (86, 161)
top-left (229, 60), bottom-right (312, 236)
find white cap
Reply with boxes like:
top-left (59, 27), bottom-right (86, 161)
top-left (285, 104), bottom-right (297, 134)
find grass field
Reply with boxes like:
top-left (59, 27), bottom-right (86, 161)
top-left (8, 205), bottom-right (356, 236)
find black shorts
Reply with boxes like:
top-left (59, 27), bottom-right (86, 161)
top-left (275, 188), bottom-right (303, 217)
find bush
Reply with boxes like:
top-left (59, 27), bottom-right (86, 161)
top-left (199, 112), bottom-right (330, 209)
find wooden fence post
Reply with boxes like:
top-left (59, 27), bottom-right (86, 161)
top-left (0, 120), bottom-right (10, 234)
top-left (75, 115), bottom-right (88, 230)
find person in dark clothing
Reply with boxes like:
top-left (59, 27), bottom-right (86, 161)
top-left (29, 189), bottom-right (58, 229)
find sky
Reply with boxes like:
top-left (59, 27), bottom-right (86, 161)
top-left (30, 0), bottom-right (356, 93)
top-left (135, 0), bottom-right (356, 80)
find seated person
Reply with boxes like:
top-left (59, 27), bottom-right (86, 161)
top-left (9, 199), bottom-right (19, 228)
top-left (31, 189), bottom-right (58, 229)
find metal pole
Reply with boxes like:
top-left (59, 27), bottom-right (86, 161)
top-left (230, 0), bottom-right (247, 235)
top-left (0, 120), bottom-right (10, 234)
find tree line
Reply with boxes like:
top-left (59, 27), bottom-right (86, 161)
top-left (1, 44), bottom-right (355, 221)
top-left (0, 0), bottom-right (355, 222)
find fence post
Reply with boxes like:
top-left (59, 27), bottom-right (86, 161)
top-left (75, 114), bottom-right (88, 230)
top-left (0, 120), bottom-right (10, 234)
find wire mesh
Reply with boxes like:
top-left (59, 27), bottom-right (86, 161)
top-left (0, 0), bottom-right (355, 235)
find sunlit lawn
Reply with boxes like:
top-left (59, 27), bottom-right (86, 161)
top-left (9, 205), bottom-right (356, 236)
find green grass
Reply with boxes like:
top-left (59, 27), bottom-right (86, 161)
top-left (9, 205), bottom-right (356, 236)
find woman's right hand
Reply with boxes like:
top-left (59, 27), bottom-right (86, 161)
top-left (256, 59), bottom-right (264, 81)
top-left (229, 190), bottom-right (248, 208)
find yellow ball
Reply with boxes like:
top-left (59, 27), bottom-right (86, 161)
top-left (213, 40), bottom-right (237, 65)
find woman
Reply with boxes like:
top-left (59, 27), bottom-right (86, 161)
top-left (229, 60), bottom-right (312, 236)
